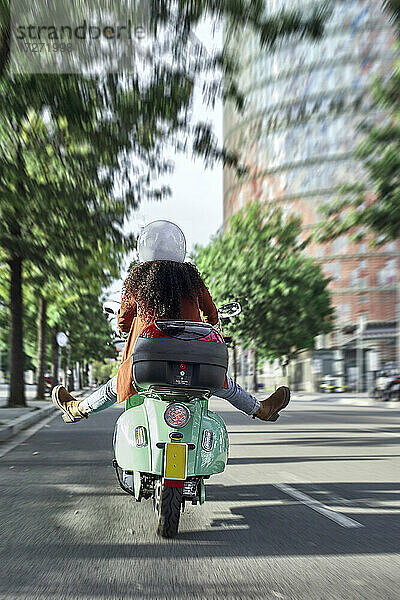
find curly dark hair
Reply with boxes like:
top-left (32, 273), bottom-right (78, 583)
top-left (122, 261), bottom-right (206, 323)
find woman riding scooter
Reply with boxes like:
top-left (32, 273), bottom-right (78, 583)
top-left (52, 221), bottom-right (290, 422)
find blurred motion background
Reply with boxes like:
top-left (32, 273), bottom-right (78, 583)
top-left (223, 0), bottom-right (400, 394)
top-left (2, 6), bottom-right (400, 600)
top-left (0, 0), bottom-right (399, 406)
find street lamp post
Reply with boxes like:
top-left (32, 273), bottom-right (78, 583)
top-left (66, 344), bottom-right (72, 391)
top-left (56, 331), bottom-right (69, 387)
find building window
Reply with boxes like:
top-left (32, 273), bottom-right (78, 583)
top-left (350, 260), bottom-right (369, 288)
top-left (324, 262), bottom-right (341, 281)
top-left (359, 294), bottom-right (368, 304)
top-left (332, 235), bottom-right (348, 255)
top-left (378, 259), bottom-right (397, 286)
top-left (338, 304), bottom-right (350, 320)
top-left (385, 241), bottom-right (396, 252)
top-left (350, 269), bottom-right (359, 287)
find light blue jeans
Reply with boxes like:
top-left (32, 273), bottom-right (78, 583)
top-left (80, 375), bottom-right (260, 416)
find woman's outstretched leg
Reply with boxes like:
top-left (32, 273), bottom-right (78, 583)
top-left (214, 376), bottom-right (260, 415)
top-left (52, 375), bottom-right (118, 422)
top-left (214, 376), bottom-right (290, 421)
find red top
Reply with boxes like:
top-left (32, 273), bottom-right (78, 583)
top-left (116, 284), bottom-right (219, 402)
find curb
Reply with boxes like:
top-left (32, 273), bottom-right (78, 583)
top-left (292, 395), bottom-right (400, 409)
top-left (0, 389), bottom-right (90, 443)
top-left (0, 405), bottom-right (55, 442)
top-left (337, 398), bottom-right (400, 409)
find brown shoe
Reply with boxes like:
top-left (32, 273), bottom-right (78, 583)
top-left (253, 386), bottom-right (290, 422)
top-left (51, 385), bottom-right (88, 423)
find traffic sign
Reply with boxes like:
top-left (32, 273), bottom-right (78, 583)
top-left (56, 332), bottom-right (69, 347)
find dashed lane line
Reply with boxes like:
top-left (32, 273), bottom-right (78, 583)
top-left (273, 482), bottom-right (365, 529)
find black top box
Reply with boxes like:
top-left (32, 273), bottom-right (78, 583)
top-left (132, 325), bottom-right (228, 394)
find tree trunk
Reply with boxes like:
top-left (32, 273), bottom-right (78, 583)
top-left (8, 255), bottom-right (26, 407)
top-left (232, 341), bottom-right (238, 381)
top-left (251, 347), bottom-right (258, 393)
top-left (51, 325), bottom-right (59, 388)
top-left (61, 351), bottom-right (67, 387)
top-left (35, 295), bottom-right (48, 399)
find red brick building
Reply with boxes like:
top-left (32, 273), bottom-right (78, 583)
top-left (223, 0), bottom-right (399, 390)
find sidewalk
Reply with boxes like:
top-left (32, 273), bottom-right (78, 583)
top-left (0, 383), bottom-right (37, 403)
top-left (0, 388), bottom-right (92, 442)
top-left (248, 389), bottom-right (400, 409)
top-left (291, 391), bottom-right (400, 409)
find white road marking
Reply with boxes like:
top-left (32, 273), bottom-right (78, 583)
top-left (360, 427), bottom-right (400, 437)
top-left (281, 471), bottom-right (355, 506)
top-left (0, 411), bottom-right (58, 459)
top-left (274, 482), bottom-right (365, 528)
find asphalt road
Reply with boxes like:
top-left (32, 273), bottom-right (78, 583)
top-left (1, 394), bottom-right (400, 600)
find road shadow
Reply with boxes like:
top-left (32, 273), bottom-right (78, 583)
top-left (229, 427), bottom-right (400, 436)
top-left (218, 409), bottom-right (400, 428)
top-left (2, 406), bottom-right (400, 598)
top-left (227, 455), bottom-right (393, 465)
top-left (1, 481), bottom-right (399, 558)
top-left (1, 481), bottom-right (400, 598)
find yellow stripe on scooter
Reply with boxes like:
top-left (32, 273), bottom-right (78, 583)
top-left (164, 443), bottom-right (187, 480)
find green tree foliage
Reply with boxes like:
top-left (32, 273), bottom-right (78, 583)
top-left (195, 202), bottom-right (334, 363)
top-left (91, 359), bottom-right (116, 385)
top-left (0, 0), bottom-right (330, 405)
top-left (316, 59), bottom-right (400, 244)
top-left (0, 81), bottom-right (135, 406)
top-left (316, 2), bottom-right (400, 244)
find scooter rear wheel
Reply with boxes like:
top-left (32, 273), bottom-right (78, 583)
top-left (157, 485), bottom-right (182, 538)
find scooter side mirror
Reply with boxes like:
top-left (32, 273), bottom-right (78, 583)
top-left (218, 302), bottom-right (242, 319)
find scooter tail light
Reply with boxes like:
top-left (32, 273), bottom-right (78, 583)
top-left (164, 403), bottom-right (191, 428)
top-left (199, 330), bottom-right (224, 343)
top-left (164, 479), bottom-right (184, 488)
top-left (139, 323), bottom-right (171, 339)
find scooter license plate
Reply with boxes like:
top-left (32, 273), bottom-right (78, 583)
top-left (164, 443), bottom-right (187, 480)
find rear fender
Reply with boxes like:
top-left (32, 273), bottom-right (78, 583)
top-left (114, 395), bottom-right (228, 477)
top-left (114, 395), bottom-right (197, 474)
top-left (195, 410), bottom-right (228, 476)
top-left (114, 399), bottom-right (152, 472)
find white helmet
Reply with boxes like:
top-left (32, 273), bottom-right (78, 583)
top-left (137, 220), bottom-right (186, 263)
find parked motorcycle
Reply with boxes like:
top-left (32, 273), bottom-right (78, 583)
top-left (103, 301), bottom-right (241, 538)
top-left (371, 365), bottom-right (400, 401)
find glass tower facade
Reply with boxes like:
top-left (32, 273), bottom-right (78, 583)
top-left (224, 0), bottom-right (399, 388)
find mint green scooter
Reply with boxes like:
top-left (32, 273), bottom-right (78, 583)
top-left (110, 302), bottom-right (240, 538)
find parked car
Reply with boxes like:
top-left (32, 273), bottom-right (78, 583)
top-left (320, 375), bottom-right (348, 393)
